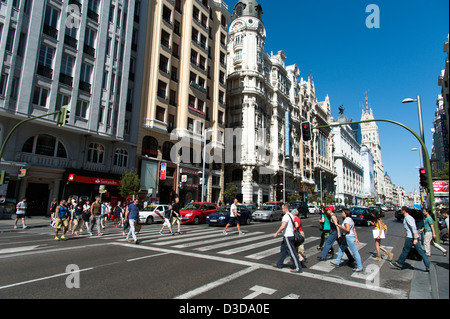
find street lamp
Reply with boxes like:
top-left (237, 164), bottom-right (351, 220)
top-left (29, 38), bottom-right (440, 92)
top-left (402, 97), bottom-right (426, 167)
top-left (410, 147), bottom-right (423, 167)
top-left (201, 127), bottom-right (215, 202)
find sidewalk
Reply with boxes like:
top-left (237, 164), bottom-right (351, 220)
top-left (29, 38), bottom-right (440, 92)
top-left (0, 215), bottom-right (51, 232)
top-left (409, 244), bottom-right (449, 299)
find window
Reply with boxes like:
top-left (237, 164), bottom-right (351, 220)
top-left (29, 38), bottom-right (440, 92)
top-left (61, 54), bottom-right (75, 76)
top-left (114, 148), bottom-right (129, 167)
top-left (80, 63), bottom-right (92, 83)
top-left (87, 143), bottom-right (105, 163)
top-left (162, 141), bottom-right (174, 161)
top-left (84, 27), bottom-right (97, 47)
top-left (32, 86), bottom-right (49, 107)
top-left (5, 28), bottom-right (15, 51)
top-left (76, 100), bottom-right (89, 118)
top-left (156, 106), bottom-right (165, 122)
top-left (21, 134), bottom-right (68, 158)
top-left (38, 44), bottom-right (54, 68)
top-left (44, 5), bottom-right (59, 28)
top-left (56, 93), bottom-right (70, 111)
top-left (0, 73), bottom-right (7, 97)
top-left (142, 136), bottom-right (158, 158)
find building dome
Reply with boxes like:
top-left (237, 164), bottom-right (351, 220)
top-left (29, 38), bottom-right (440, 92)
top-left (337, 114), bottom-right (350, 124)
top-left (232, 0), bottom-right (263, 21)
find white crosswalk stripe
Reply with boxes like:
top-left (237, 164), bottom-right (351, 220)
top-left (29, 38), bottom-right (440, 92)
top-left (245, 236), bottom-right (320, 260)
top-left (310, 243), bottom-right (367, 272)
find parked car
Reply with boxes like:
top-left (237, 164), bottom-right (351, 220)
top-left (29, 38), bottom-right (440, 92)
top-left (369, 206), bottom-right (384, 217)
top-left (139, 205), bottom-right (169, 224)
top-left (180, 202), bottom-right (218, 224)
top-left (252, 205), bottom-right (282, 222)
top-left (308, 204), bottom-right (320, 215)
top-left (288, 201), bottom-right (309, 218)
top-left (350, 206), bottom-right (374, 226)
top-left (207, 205), bottom-right (252, 226)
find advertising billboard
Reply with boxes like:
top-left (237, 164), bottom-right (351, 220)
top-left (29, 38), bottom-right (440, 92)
top-left (433, 180), bottom-right (449, 197)
top-left (361, 151), bottom-right (375, 198)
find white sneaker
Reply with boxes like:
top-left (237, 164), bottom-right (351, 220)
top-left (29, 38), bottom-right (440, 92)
top-left (223, 231), bottom-right (228, 235)
top-left (239, 232), bottom-right (245, 236)
top-left (14, 226), bottom-right (18, 229)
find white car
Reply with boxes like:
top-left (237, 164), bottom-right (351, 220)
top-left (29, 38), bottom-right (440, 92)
top-left (139, 205), bottom-right (169, 224)
top-left (308, 205), bottom-right (319, 214)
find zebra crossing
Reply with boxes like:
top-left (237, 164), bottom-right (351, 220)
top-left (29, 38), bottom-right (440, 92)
top-left (97, 224), bottom-right (392, 278)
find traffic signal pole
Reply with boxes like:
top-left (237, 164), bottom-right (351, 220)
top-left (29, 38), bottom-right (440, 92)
top-left (313, 118), bottom-right (441, 245)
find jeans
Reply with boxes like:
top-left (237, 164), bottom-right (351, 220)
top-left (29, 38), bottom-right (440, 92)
top-left (397, 237), bottom-right (430, 268)
top-left (276, 236), bottom-right (302, 272)
top-left (89, 215), bottom-right (102, 234)
top-left (320, 231), bottom-right (354, 262)
top-left (126, 219), bottom-right (137, 242)
top-left (335, 235), bottom-right (363, 270)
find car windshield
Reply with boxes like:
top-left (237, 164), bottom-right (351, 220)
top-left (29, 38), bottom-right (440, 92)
top-left (260, 206), bottom-right (274, 211)
top-left (218, 206), bottom-right (230, 212)
top-left (184, 203), bottom-right (201, 210)
top-left (350, 208), bottom-right (367, 214)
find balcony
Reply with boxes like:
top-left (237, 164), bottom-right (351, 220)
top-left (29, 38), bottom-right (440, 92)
top-left (83, 44), bottom-right (96, 57)
top-left (59, 73), bottom-right (73, 86)
top-left (64, 34), bottom-right (78, 49)
top-left (43, 24), bottom-right (58, 39)
top-left (190, 81), bottom-right (207, 94)
top-left (79, 80), bottom-right (91, 93)
top-left (37, 64), bottom-right (53, 79)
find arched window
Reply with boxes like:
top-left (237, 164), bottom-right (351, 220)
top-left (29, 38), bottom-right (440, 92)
top-left (142, 136), bottom-right (158, 158)
top-left (87, 143), bottom-right (105, 163)
top-left (21, 134), bottom-right (68, 158)
top-left (114, 148), bottom-right (129, 168)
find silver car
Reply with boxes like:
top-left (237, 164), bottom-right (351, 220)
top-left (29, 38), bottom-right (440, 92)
top-left (252, 205), bottom-right (282, 222)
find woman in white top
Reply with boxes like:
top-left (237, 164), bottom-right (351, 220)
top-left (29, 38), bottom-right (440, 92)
top-left (334, 209), bottom-right (363, 272)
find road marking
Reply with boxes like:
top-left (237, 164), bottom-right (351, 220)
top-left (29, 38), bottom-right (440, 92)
top-left (0, 267), bottom-right (93, 290)
top-left (127, 252), bottom-right (170, 262)
top-left (172, 232), bottom-right (264, 249)
top-left (243, 285), bottom-right (276, 299)
top-left (195, 234), bottom-right (271, 252)
top-left (174, 266), bottom-right (260, 299)
top-left (112, 242), bottom-right (408, 298)
top-left (244, 236), bottom-right (319, 260)
top-left (282, 293), bottom-right (300, 299)
top-left (0, 245), bottom-right (43, 254)
top-left (310, 243), bottom-right (367, 272)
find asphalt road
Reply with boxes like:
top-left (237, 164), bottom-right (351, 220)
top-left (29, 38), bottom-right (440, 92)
top-left (0, 210), bottom-right (435, 304)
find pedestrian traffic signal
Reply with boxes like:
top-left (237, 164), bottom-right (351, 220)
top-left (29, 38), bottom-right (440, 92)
top-left (56, 105), bottom-right (70, 127)
top-left (419, 168), bottom-right (428, 188)
top-left (301, 121), bottom-right (312, 141)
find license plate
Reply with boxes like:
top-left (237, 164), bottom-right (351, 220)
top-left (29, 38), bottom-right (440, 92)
top-left (352, 214), bottom-right (357, 217)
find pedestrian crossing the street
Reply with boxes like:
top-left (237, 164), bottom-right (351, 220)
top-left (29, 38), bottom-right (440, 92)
top-left (95, 224), bottom-right (394, 277)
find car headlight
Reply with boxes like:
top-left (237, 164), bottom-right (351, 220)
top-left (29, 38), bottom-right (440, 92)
top-left (185, 213), bottom-right (193, 217)
top-left (219, 216), bottom-right (226, 220)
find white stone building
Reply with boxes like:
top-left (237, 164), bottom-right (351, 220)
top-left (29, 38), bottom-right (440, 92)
top-left (331, 114), bottom-right (364, 205)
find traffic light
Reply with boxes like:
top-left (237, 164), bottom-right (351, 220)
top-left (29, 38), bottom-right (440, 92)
top-left (56, 105), bottom-right (70, 127)
top-left (301, 121), bottom-right (312, 141)
top-left (419, 168), bottom-right (428, 189)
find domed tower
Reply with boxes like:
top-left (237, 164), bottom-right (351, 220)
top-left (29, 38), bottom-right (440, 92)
top-left (227, 0), bottom-right (266, 74)
top-left (226, 1), bottom-right (276, 205)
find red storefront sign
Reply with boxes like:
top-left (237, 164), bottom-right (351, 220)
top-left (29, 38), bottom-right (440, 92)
top-left (160, 163), bottom-right (167, 180)
top-left (68, 174), bottom-right (120, 186)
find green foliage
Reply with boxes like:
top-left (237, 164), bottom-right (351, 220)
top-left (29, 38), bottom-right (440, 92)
top-left (223, 183), bottom-right (238, 202)
top-left (119, 171), bottom-right (140, 199)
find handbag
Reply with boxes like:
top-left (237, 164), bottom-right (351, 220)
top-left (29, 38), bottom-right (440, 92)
top-left (337, 234), bottom-right (346, 246)
top-left (288, 214), bottom-right (304, 246)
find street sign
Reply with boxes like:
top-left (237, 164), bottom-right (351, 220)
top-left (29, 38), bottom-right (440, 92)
top-left (160, 162), bottom-right (167, 180)
top-left (18, 167), bottom-right (27, 178)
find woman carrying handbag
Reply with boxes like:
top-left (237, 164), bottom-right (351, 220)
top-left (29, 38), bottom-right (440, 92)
top-left (370, 210), bottom-right (394, 261)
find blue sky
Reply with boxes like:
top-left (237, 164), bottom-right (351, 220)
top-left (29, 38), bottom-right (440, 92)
top-left (247, 0), bottom-right (449, 193)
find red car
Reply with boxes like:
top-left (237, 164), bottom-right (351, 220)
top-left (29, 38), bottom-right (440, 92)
top-left (180, 202), bottom-right (218, 224)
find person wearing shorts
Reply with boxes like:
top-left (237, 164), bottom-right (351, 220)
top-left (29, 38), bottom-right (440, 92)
top-left (223, 198), bottom-right (244, 236)
top-left (14, 198), bottom-right (28, 229)
top-left (160, 204), bottom-right (174, 235)
top-left (55, 199), bottom-right (69, 241)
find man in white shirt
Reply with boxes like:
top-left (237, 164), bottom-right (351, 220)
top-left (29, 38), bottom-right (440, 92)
top-left (223, 198), bottom-right (244, 236)
top-left (272, 203), bottom-right (302, 273)
top-left (391, 206), bottom-right (430, 272)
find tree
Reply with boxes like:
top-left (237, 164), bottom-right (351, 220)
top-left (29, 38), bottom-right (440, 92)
top-left (119, 171), bottom-right (140, 200)
top-left (287, 193), bottom-right (301, 202)
top-left (223, 183), bottom-right (238, 203)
